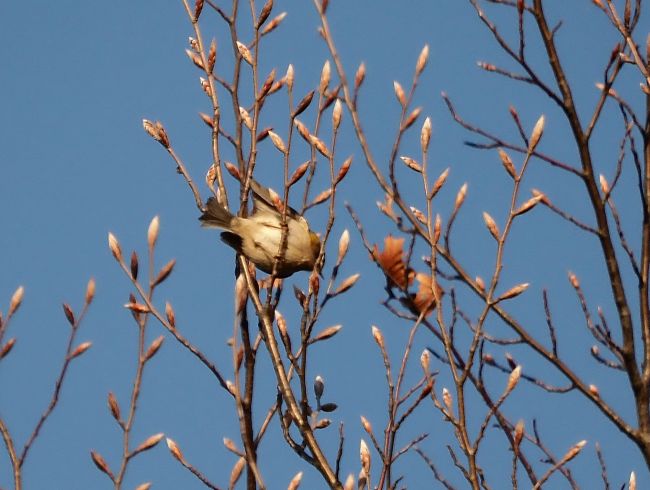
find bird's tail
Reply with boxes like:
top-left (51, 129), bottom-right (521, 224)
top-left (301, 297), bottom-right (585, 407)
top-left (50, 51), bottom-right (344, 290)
top-left (199, 197), bottom-right (234, 229)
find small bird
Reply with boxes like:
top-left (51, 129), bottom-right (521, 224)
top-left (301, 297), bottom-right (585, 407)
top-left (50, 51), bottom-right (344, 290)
top-left (199, 180), bottom-right (321, 278)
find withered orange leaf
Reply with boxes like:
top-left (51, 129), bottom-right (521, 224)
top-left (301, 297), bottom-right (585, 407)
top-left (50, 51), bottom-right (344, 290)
top-left (371, 235), bottom-right (413, 289)
top-left (412, 272), bottom-right (443, 315)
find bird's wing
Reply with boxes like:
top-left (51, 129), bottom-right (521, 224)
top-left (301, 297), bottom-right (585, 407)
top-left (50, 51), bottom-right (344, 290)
top-left (249, 179), bottom-right (301, 219)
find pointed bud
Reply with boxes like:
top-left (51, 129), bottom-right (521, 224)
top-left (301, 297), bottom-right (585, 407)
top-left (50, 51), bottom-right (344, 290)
top-left (184, 48), bottom-right (204, 69)
top-left (309, 134), bottom-right (330, 158)
top-left (0, 338), bottom-right (16, 359)
top-left (433, 214), bottom-right (442, 243)
top-left (454, 183), bottom-right (468, 211)
top-left (371, 325), bottom-right (385, 350)
top-left (332, 99), bottom-right (343, 130)
top-left (344, 474), bottom-right (354, 490)
top-left (108, 233), bottom-right (122, 262)
top-left (630, 471), bottom-right (636, 490)
top-left (498, 283), bottom-right (529, 301)
top-left (311, 188), bottom-right (333, 206)
top-left (165, 302), bottom-right (176, 329)
top-left (261, 12), bottom-right (287, 36)
top-left (337, 229), bottom-right (350, 265)
top-left (229, 457), bottom-right (246, 488)
top-left (360, 439), bottom-right (371, 474)
top-left (199, 77), bottom-right (212, 96)
top-left (62, 303), bottom-right (75, 326)
top-left (236, 41), bottom-right (253, 65)
top-left (442, 388), bottom-right (453, 413)
top-left (199, 112), bottom-right (213, 127)
top-left (207, 38), bottom-right (217, 73)
top-left (498, 149), bottom-right (516, 178)
top-left (475, 276), bottom-right (485, 292)
top-left (599, 174), bottom-right (610, 195)
top-left (589, 384), bottom-right (600, 397)
top-left (154, 259), bottom-right (176, 286)
top-left (85, 278), bottom-right (96, 304)
top-left (108, 392), bottom-right (121, 422)
top-left (354, 62), bottom-right (366, 91)
top-left (285, 63), bottom-right (294, 90)
top-left (429, 168), bottom-right (450, 200)
top-left (335, 156), bottom-right (353, 184)
top-left (410, 206), bottom-right (427, 224)
top-left (90, 451), bottom-right (113, 478)
top-left (506, 365), bottom-right (521, 393)
top-left (482, 212), bottom-right (500, 240)
top-left (293, 90), bottom-right (315, 117)
top-left (130, 251), bottom-right (139, 280)
top-left (360, 415), bottom-right (372, 434)
top-left (124, 302), bottom-right (150, 313)
top-left (311, 325), bottom-right (342, 343)
top-left (135, 433), bottom-right (165, 453)
top-left (193, 0), bottom-right (204, 20)
top-left (239, 107), bottom-right (253, 130)
top-left (335, 274), bottom-right (360, 294)
top-left (135, 483), bottom-right (152, 490)
top-left (400, 156), bottom-right (422, 173)
top-left (223, 437), bottom-right (239, 454)
top-left (257, 0), bottom-right (274, 28)
top-left (147, 216), bottom-right (159, 251)
top-left (288, 471), bottom-right (303, 490)
top-left (528, 115), bottom-right (545, 152)
top-left (8, 286), bottom-right (25, 317)
top-left (145, 335), bottom-right (165, 360)
top-left (166, 438), bottom-right (186, 464)
top-left (70, 341), bottom-right (92, 359)
top-left (514, 419), bottom-right (525, 448)
top-left (514, 195), bottom-right (543, 216)
top-left (420, 117), bottom-right (432, 152)
top-left (402, 106), bottom-right (422, 130)
top-left (561, 440), bottom-right (587, 463)
top-left (268, 131), bottom-right (287, 153)
top-left (416, 44), bottom-right (429, 75)
top-left (314, 375), bottom-right (325, 399)
top-left (568, 271), bottom-right (580, 289)
top-left (320, 60), bottom-right (331, 95)
top-left (393, 81), bottom-right (406, 106)
top-left (420, 349), bottom-right (430, 373)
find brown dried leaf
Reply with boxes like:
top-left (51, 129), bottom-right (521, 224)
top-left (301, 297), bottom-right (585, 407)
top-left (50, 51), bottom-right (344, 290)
top-left (371, 236), bottom-right (412, 289)
top-left (412, 273), bottom-right (443, 315)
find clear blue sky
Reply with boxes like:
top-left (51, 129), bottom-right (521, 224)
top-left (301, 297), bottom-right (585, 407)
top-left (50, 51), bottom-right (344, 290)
top-left (1, 1), bottom-right (648, 488)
